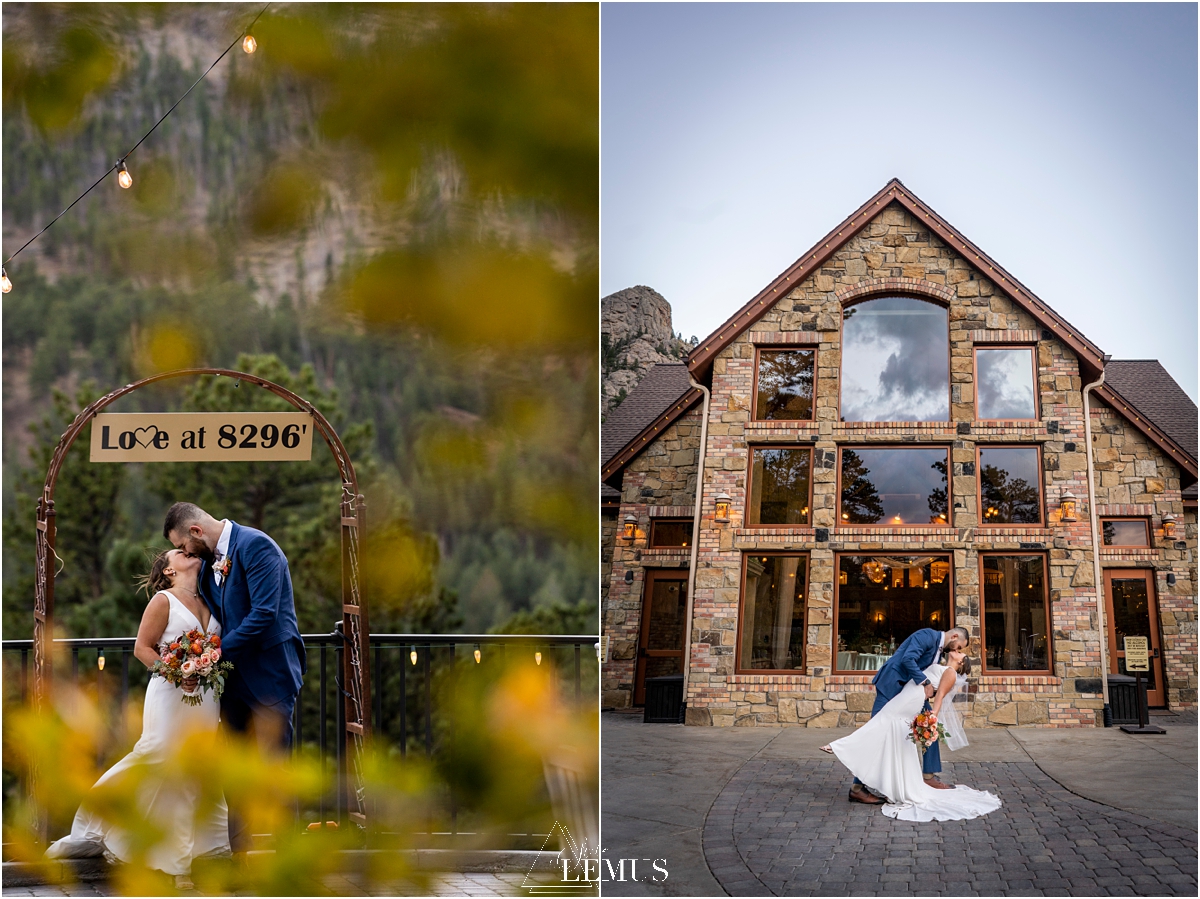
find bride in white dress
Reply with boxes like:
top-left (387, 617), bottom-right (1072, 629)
top-left (824, 650), bottom-right (1002, 822)
top-left (46, 549), bottom-right (230, 886)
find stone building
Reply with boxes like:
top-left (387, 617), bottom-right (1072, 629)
top-left (601, 179), bottom-right (1197, 727)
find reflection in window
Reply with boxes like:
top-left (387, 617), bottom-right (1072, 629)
top-left (748, 448), bottom-right (811, 525)
top-left (756, 349), bottom-right (815, 420)
top-left (839, 447), bottom-right (948, 525)
top-left (1109, 576), bottom-right (1156, 687)
top-left (835, 555), bottom-right (951, 671)
top-left (982, 555), bottom-right (1049, 671)
top-left (842, 296), bottom-right (949, 422)
top-left (979, 446), bottom-right (1042, 525)
top-left (1101, 519), bottom-right (1149, 547)
top-left (977, 348), bottom-right (1037, 419)
top-left (741, 555), bottom-right (807, 670)
top-left (650, 519), bottom-right (694, 548)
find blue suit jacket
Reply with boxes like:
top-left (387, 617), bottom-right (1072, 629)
top-left (871, 628), bottom-right (943, 704)
top-left (199, 521), bottom-right (306, 709)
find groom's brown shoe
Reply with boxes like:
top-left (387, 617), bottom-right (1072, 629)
top-left (848, 786), bottom-right (884, 804)
top-left (924, 776), bottom-right (953, 790)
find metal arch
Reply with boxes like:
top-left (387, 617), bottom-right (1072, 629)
top-left (32, 367), bottom-right (372, 824)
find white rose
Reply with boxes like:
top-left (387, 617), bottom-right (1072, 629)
top-left (181, 659), bottom-right (197, 677)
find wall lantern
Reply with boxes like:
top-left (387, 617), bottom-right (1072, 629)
top-left (1058, 490), bottom-right (1078, 523)
top-left (1162, 514), bottom-right (1178, 539)
top-left (714, 493), bottom-right (732, 523)
top-left (622, 514), bottom-right (637, 540)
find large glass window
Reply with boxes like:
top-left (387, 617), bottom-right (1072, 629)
top-left (979, 446), bottom-right (1042, 525)
top-left (740, 554), bottom-right (807, 671)
top-left (748, 448), bottom-right (811, 526)
top-left (839, 447), bottom-right (949, 526)
top-left (1101, 519), bottom-right (1149, 547)
top-left (835, 555), bottom-right (952, 672)
top-left (976, 347), bottom-right (1037, 420)
top-left (981, 555), bottom-right (1050, 672)
top-left (755, 349), bottom-right (815, 420)
top-left (841, 296), bottom-right (950, 422)
top-left (649, 519), bottom-right (693, 548)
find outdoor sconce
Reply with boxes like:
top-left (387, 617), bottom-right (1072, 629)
top-left (714, 493), bottom-right (732, 523)
top-left (622, 514), bottom-right (637, 540)
top-left (1058, 490), bottom-right (1078, 523)
top-left (1162, 514), bottom-right (1178, 539)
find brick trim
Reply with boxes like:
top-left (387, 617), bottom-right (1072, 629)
top-left (970, 329), bottom-right (1041, 343)
top-left (648, 505), bottom-right (693, 517)
top-left (749, 331), bottom-right (821, 345)
top-left (837, 277), bottom-right (955, 306)
top-left (1095, 504), bottom-right (1157, 517)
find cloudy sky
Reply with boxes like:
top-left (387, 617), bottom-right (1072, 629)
top-left (602, 3), bottom-right (1198, 400)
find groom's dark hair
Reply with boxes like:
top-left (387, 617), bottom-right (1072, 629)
top-left (947, 626), bottom-right (969, 647)
top-left (163, 502), bottom-right (206, 540)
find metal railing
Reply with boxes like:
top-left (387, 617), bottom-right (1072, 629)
top-left (3, 630), bottom-right (598, 845)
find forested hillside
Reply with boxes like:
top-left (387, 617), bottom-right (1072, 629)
top-left (2, 4), bottom-right (598, 639)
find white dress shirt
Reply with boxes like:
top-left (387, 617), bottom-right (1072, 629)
top-left (213, 519), bottom-right (232, 586)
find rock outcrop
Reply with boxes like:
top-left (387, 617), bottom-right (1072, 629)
top-left (602, 285), bottom-right (695, 414)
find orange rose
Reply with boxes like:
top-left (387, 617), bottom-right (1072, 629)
top-left (190, 642), bottom-right (203, 655)
top-left (209, 635), bottom-right (221, 648)
top-left (169, 642), bottom-right (180, 651)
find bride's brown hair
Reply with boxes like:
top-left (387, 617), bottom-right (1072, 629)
top-left (136, 550), bottom-right (175, 598)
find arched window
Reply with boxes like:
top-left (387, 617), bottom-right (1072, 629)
top-left (840, 295), bottom-right (950, 422)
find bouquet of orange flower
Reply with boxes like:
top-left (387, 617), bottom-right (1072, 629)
top-left (152, 629), bottom-right (233, 707)
top-left (908, 709), bottom-right (947, 751)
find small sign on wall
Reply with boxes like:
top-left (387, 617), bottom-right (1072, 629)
top-left (1123, 636), bottom-right (1150, 672)
top-left (89, 413), bottom-right (315, 462)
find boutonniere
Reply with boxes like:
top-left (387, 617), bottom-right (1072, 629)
top-left (216, 556), bottom-right (232, 578)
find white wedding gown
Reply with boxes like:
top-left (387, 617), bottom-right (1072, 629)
top-left (829, 663), bottom-right (1002, 822)
top-left (46, 592), bottom-right (230, 875)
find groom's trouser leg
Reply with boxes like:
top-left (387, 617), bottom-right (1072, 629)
top-left (220, 693), bottom-right (254, 855)
top-left (852, 692), bottom-right (893, 787)
top-left (921, 699), bottom-right (941, 776)
top-left (220, 694), bottom-right (297, 854)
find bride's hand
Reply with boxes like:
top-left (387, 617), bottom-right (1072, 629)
top-left (182, 675), bottom-right (199, 694)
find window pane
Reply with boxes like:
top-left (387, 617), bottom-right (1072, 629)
top-left (979, 447), bottom-right (1041, 524)
top-left (977, 348), bottom-right (1036, 419)
top-left (742, 555), bottom-right (807, 670)
top-left (1110, 577), bottom-right (1156, 688)
top-left (1102, 520), bottom-right (1149, 547)
top-left (749, 448), bottom-right (811, 525)
top-left (650, 519), bottom-right (693, 547)
top-left (756, 349), bottom-right (814, 420)
top-left (982, 555), bottom-right (1048, 671)
top-left (839, 447), bottom-right (948, 525)
top-left (836, 556), bottom-right (951, 671)
top-left (841, 296), bottom-right (949, 422)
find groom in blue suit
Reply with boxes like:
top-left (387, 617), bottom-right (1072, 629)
top-left (164, 502), bottom-right (307, 853)
top-left (849, 626), bottom-right (968, 804)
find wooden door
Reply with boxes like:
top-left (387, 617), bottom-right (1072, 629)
top-left (1103, 569), bottom-right (1166, 707)
top-left (633, 571), bottom-right (689, 706)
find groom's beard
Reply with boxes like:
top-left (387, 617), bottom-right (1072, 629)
top-left (188, 539), bottom-right (216, 564)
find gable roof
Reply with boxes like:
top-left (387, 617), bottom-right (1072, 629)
top-left (1096, 360), bottom-right (1197, 482)
top-left (601, 362), bottom-right (701, 487)
top-left (685, 178), bottom-right (1107, 383)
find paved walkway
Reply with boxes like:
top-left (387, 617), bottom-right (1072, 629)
top-left (602, 710), bottom-right (1197, 896)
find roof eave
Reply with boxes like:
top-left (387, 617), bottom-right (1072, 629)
top-left (601, 388), bottom-right (704, 488)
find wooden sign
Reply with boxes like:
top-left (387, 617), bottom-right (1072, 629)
top-left (1123, 636), bottom-right (1150, 672)
top-left (599, 635), bottom-right (610, 664)
top-left (90, 413), bottom-right (314, 462)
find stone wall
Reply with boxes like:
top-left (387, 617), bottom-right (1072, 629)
top-left (1090, 400), bottom-right (1197, 709)
top-left (602, 406), bottom-right (702, 709)
top-left (683, 201), bottom-right (1154, 729)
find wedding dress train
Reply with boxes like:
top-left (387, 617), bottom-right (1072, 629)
top-left (829, 663), bottom-right (1002, 822)
top-left (46, 592), bottom-right (230, 875)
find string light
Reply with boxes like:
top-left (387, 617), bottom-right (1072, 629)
top-left (97, 652), bottom-right (105, 671)
top-left (535, 651), bottom-right (542, 666)
top-left (1, 268), bottom-right (11, 294)
top-left (410, 648), bottom-right (418, 666)
top-left (0, 3), bottom-right (271, 290)
top-left (474, 645), bottom-right (481, 664)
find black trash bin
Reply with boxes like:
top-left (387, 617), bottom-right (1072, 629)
top-left (1107, 673), bottom-right (1144, 725)
top-left (643, 674), bottom-right (685, 723)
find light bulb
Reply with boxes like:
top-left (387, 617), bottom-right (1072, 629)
top-left (410, 649), bottom-right (417, 666)
top-left (117, 161), bottom-right (132, 189)
top-left (535, 651), bottom-right (542, 666)
top-left (474, 646), bottom-right (481, 664)
top-left (97, 653), bottom-right (105, 671)
top-left (1, 268), bottom-right (11, 293)
top-left (243, 34), bottom-right (257, 53)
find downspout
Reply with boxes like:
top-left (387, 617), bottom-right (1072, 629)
top-left (680, 376), bottom-right (711, 714)
top-left (1082, 360), bottom-right (1110, 724)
